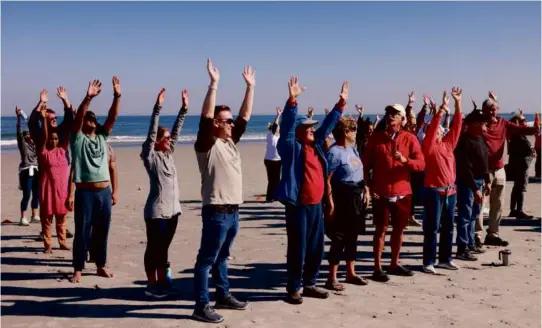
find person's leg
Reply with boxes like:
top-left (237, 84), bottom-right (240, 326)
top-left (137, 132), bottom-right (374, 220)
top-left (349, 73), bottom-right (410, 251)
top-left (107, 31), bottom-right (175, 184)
top-left (536, 148), bottom-right (541, 178)
top-left (40, 214), bottom-right (53, 252)
top-left (438, 193), bottom-right (456, 264)
top-left (372, 197), bottom-right (390, 274)
top-left (162, 215), bottom-right (179, 281)
top-left (72, 189), bottom-right (94, 282)
top-left (474, 194), bottom-right (485, 244)
top-left (302, 203), bottom-right (325, 288)
top-left (389, 195), bottom-right (412, 270)
top-left (510, 180), bottom-right (519, 214)
top-left (422, 189), bottom-right (441, 267)
top-left (144, 219), bottom-right (159, 285)
top-left (285, 204), bottom-right (308, 294)
top-left (516, 170), bottom-right (529, 215)
top-left (270, 160), bottom-right (282, 201)
top-left (264, 160), bottom-right (273, 201)
top-left (487, 168), bottom-right (506, 238)
top-left (30, 171), bottom-right (40, 220)
top-left (455, 184), bottom-right (473, 253)
top-left (193, 206), bottom-right (231, 310)
top-left (212, 209), bottom-right (239, 301)
top-left (19, 170), bottom-right (31, 222)
top-left (93, 187), bottom-right (113, 277)
top-left (55, 213), bottom-right (69, 250)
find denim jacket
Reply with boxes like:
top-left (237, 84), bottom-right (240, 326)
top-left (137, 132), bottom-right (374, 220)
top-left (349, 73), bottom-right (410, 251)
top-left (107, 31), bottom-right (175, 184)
top-left (276, 101), bottom-right (342, 206)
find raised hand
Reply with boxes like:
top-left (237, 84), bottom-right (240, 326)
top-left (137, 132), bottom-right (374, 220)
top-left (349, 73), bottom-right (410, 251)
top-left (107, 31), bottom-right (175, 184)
top-left (442, 90), bottom-right (450, 109)
top-left (451, 87), bottom-right (462, 102)
top-left (423, 94), bottom-right (430, 106)
top-left (276, 107), bottom-right (282, 115)
top-left (242, 65), bottom-right (256, 87)
top-left (307, 107), bottom-right (314, 118)
top-left (471, 97), bottom-right (478, 110)
top-left (408, 91), bottom-right (415, 105)
top-left (40, 89), bottom-right (49, 103)
top-left (429, 97), bottom-right (437, 115)
top-left (87, 80), bottom-right (102, 98)
top-left (519, 108), bottom-right (524, 115)
top-left (288, 76), bottom-right (306, 100)
top-left (15, 106), bottom-right (21, 116)
top-left (207, 58), bottom-right (220, 84)
top-left (376, 114), bottom-right (381, 122)
top-left (56, 86), bottom-right (68, 101)
top-left (112, 76), bottom-right (121, 96)
top-left (324, 108), bottom-right (330, 115)
top-left (339, 81), bottom-right (349, 102)
top-left (488, 90), bottom-right (497, 101)
top-left (355, 104), bottom-right (364, 115)
top-left (156, 88), bottom-right (166, 106)
top-left (181, 88), bottom-right (189, 108)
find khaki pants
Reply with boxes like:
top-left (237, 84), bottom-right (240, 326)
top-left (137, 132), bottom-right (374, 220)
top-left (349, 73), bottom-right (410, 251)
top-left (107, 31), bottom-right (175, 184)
top-left (475, 168), bottom-right (506, 238)
top-left (41, 214), bottom-right (68, 249)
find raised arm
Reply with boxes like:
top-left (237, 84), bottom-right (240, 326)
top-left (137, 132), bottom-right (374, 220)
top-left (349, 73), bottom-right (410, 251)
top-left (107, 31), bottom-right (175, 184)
top-left (314, 81), bottom-right (348, 145)
top-left (238, 65), bottom-right (256, 122)
top-left (405, 91), bottom-right (415, 116)
top-left (505, 113), bottom-right (540, 136)
top-left (141, 88), bottom-right (165, 162)
top-left (73, 80), bottom-right (102, 133)
top-left (271, 107), bottom-right (282, 135)
top-left (355, 104), bottom-right (364, 119)
top-left (39, 109), bottom-right (49, 152)
top-left (277, 76), bottom-right (305, 154)
top-left (28, 89), bottom-right (48, 143)
top-left (170, 89), bottom-right (189, 153)
top-left (15, 107), bottom-right (24, 154)
top-left (56, 86), bottom-right (75, 141)
top-left (201, 58), bottom-right (220, 119)
top-left (443, 87), bottom-right (463, 148)
top-left (416, 95), bottom-right (430, 133)
top-left (307, 107), bottom-right (314, 119)
top-left (102, 76), bottom-right (121, 135)
top-left (422, 92), bottom-right (448, 154)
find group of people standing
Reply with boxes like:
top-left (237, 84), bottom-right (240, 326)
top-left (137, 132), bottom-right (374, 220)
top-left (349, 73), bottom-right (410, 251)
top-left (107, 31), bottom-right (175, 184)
top-left (14, 58), bottom-right (540, 324)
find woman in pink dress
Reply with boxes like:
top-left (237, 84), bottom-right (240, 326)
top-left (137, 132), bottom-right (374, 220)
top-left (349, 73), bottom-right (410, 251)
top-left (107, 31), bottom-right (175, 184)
top-left (38, 110), bottom-right (70, 253)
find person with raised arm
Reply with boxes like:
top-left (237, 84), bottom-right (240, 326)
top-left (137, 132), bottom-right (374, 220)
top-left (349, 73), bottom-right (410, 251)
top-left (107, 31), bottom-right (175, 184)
top-left (276, 76), bottom-right (346, 305)
top-left (324, 116), bottom-right (369, 291)
top-left (69, 77), bottom-right (121, 283)
top-left (264, 107), bottom-right (282, 202)
top-left (421, 88), bottom-right (463, 274)
top-left (192, 59), bottom-right (255, 323)
top-left (476, 91), bottom-right (540, 247)
top-left (362, 102), bottom-right (425, 282)
top-left (37, 108), bottom-right (71, 253)
top-left (16, 106), bottom-right (40, 226)
top-left (140, 88), bottom-right (188, 299)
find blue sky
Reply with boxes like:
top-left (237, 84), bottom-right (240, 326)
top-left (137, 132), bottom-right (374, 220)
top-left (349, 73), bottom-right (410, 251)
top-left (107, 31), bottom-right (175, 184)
top-left (2, 1), bottom-right (540, 116)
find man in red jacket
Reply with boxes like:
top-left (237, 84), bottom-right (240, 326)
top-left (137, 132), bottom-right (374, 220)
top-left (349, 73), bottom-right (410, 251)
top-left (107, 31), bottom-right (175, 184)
top-left (363, 104), bottom-right (425, 282)
top-left (477, 91), bottom-right (540, 247)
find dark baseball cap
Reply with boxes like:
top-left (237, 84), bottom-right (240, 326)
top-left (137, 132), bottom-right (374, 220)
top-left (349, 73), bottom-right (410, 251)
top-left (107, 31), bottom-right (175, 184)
top-left (465, 109), bottom-right (488, 123)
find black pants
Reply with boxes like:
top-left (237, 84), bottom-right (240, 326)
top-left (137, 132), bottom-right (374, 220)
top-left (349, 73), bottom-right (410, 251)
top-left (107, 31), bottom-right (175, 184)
top-left (144, 215), bottom-right (179, 272)
top-left (510, 169), bottom-right (529, 212)
top-left (536, 148), bottom-right (541, 178)
top-left (264, 160), bottom-right (281, 201)
top-left (410, 171), bottom-right (425, 216)
top-left (326, 182), bottom-right (365, 265)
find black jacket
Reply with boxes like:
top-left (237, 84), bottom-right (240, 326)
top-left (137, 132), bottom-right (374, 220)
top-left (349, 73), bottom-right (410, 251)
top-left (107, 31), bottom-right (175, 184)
top-left (508, 134), bottom-right (533, 172)
top-left (455, 133), bottom-right (490, 192)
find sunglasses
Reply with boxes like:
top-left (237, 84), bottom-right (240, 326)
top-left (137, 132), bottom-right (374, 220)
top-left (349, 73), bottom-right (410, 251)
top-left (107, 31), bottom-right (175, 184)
top-left (217, 118), bottom-right (235, 125)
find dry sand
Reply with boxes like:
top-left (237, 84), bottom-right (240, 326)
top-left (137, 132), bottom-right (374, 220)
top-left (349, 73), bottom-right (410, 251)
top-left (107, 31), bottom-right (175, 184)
top-left (1, 143), bottom-right (541, 328)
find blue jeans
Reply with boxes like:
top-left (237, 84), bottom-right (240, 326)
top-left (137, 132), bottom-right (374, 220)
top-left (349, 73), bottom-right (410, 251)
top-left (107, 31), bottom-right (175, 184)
top-left (73, 186), bottom-right (112, 271)
top-left (456, 181), bottom-right (484, 250)
top-left (422, 188), bottom-right (457, 265)
top-left (285, 203), bottom-right (324, 293)
top-left (193, 206), bottom-right (239, 309)
top-left (19, 169), bottom-right (40, 212)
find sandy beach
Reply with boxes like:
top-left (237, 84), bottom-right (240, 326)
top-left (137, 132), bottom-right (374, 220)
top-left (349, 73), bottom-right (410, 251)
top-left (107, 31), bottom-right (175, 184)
top-left (1, 143), bottom-right (540, 328)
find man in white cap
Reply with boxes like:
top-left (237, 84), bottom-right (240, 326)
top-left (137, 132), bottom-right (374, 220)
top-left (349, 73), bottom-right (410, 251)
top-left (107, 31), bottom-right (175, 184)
top-left (363, 103), bottom-right (425, 282)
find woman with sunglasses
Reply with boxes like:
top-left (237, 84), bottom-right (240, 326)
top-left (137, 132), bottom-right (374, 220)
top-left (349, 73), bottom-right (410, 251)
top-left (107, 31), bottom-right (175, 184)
top-left (140, 88), bottom-right (188, 298)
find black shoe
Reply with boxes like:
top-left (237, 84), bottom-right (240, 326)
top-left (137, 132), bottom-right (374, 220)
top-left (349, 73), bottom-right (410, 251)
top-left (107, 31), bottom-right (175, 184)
top-left (285, 291), bottom-right (303, 305)
top-left (469, 245), bottom-right (486, 254)
top-left (484, 235), bottom-right (509, 247)
top-left (371, 270), bottom-right (390, 283)
top-left (37, 232), bottom-right (44, 242)
top-left (215, 295), bottom-right (248, 310)
top-left (456, 249), bottom-right (478, 261)
top-left (192, 304), bottom-right (224, 323)
top-left (387, 265), bottom-right (414, 277)
top-left (516, 211), bottom-right (534, 220)
top-left (508, 210), bottom-right (518, 218)
top-left (66, 230), bottom-right (74, 238)
top-left (302, 285), bottom-right (329, 299)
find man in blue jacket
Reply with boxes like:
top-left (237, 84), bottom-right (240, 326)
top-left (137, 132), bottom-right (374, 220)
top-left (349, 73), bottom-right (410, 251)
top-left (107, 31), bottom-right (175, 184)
top-left (277, 76), bottom-right (347, 304)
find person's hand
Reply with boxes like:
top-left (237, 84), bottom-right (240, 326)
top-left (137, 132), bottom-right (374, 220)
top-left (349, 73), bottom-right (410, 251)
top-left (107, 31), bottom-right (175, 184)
top-left (471, 97), bottom-right (478, 110)
top-left (474, 190), bottom-right (484, 204)
top-left (112, 76), bottom-right (121, 96)
top-left (441, 90), bottom-right (450, 114)
top-left (408, 91), bottom-right (415, 105)
top-left (65, 195), bottom-right (74, 211)
top-left (534, 112), bottom-right (540, 130)
top-left (484, 183), bottom-right (492, 196)
top-left (355, 104), bottom-right (364, 116)
top-left (429, 97), bottom-right (438, 115)
top-left (324, 108), bottom-right (330, 115)
top-left (56, 86), bottom-right (68, 101)
top-left (288, 76), bottom-right (306, 100)
top-left (276, 107), bottom-right (282, 115)
top-left (362, 187), bottom-right (371, 206)
top-left (242, 65), bottom-right (256, 87)
top-left (519, 108), bottom-right (524, 115)
top-left (15, 106), bottom-right (21, 117)
top-left (394, 151), bottom-right (408, 163)
top-left (451, 86), bottom-right (462, 102)
top-left (181, 88), bottom-right (189, 108)
top-left (339, 81), bottom-right (349, 103)
top-left (112, 192), bottom-right (118, 206)
top-left (307, 107), bottom-right (314, 118)
top-left (40, 89), bottom-right (49, 103)
top-left (488, 90), bottom-right (497, 101)
top-left (87, 80), bottom-right (102, 98)
top-left (207, 58), bottom-right (220, 84)
top-left (376, 114), bottom-right (381, 122)
top-left (156, 88), bottom-right (166, 106)
top-left (423, 94), bottom-right (430, 106)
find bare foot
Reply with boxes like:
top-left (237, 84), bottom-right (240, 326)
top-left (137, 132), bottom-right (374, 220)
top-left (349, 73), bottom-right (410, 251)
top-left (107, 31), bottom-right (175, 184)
top-left (59, 244), bottom-right (71, 251)
top-left (43, 247), bottom-right (53, 254)
top-left (70, 271), bottom-right (82, 283)
top-left (97, 267), bottom-right (114, 278)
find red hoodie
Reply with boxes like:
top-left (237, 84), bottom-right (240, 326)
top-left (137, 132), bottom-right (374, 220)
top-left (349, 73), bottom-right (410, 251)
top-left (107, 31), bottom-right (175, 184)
top-left (363, 129), bottom-right (425, 197)
top-left (484, 117), bottom-right (539, 170)
top-left (422, 110), bottom-right (462, 189)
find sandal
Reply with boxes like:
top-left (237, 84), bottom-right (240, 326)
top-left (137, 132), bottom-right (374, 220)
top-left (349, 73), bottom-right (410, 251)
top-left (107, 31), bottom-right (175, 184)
top-left (324, 280), bottom-right (345, 291)
top-left (344, 275), bottom-right (368, 286)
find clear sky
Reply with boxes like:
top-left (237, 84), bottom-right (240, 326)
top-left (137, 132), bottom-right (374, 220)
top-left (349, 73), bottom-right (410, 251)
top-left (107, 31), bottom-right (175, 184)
top-left (1, 1), bottom-right (540, 116)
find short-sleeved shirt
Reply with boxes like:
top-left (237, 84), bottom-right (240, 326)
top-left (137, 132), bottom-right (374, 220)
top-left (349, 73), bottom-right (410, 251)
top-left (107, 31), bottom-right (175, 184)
top-left (70, 130), bottom-right (110, 183)
top-left (326, 144), bottom-right (364, 184)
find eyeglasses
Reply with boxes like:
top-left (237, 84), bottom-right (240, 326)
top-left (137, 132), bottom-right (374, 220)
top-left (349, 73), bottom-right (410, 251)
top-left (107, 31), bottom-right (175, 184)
top-left (217, 118), bottom-right (235, 125)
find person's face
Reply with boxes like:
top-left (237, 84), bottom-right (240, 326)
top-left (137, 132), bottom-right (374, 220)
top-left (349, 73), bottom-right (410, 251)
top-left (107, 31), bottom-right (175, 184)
top-left (47, 112), bottom-right (58, 128)
top-left (386, 109), bottom-right (403, 131)
top-left (366, 124), bottom-right (374, 136)
top-left (83, 116), bottom-right (97, 132)
top-left (483, 102), bottom-right (499, 119)
top-left (469, 121), bottom-right (488, 136)
top-left (517, 115), bottom-right (527, 126)
top-left (345, 126), bottom-right (357, 143)
top-left (155, 129), bottom-right (171, 152)
top-left (296, 125), bottom-right (315, 144)
top-left (213, 110), bottom-right (234, 139)
top-left (47, 132), bottom-right (59, 149)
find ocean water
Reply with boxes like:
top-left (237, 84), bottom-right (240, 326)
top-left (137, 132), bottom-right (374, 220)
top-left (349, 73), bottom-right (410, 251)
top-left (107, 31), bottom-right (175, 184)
top-left (1, 113), bottom-right (536, 151)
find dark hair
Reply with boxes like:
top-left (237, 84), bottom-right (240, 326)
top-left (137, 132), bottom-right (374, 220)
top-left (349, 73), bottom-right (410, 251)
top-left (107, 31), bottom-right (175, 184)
top-left (46, 108), bottom-right (56, 114)
top-left (157, 126), bottom-right (168, 140)
top-left (332, 117), bottom-right (357, 141)
top-left (509, 114), bottom-right (524, 125)
top-left (214, 105), bottom-right (231, 118)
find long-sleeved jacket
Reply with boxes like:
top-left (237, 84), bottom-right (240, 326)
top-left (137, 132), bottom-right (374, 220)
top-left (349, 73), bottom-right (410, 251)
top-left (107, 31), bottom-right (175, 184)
top-left (455, 133), bottom-right (490, 192)
top-left (16, 117), bottom-right (38, 171)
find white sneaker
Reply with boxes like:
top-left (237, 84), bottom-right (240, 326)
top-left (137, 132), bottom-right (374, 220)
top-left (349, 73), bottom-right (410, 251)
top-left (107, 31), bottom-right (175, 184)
top-left (436, 261), bottom-right (460, 270)
top-left (422, 264), bottom-right (437, 274)
top-left (30, 216), bottom-right (41, 223)
top-left (20, 217), bottom-right (30, 226)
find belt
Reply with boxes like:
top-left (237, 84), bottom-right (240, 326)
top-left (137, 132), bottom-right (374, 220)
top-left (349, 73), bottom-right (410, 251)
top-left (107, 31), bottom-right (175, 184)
top-left (205, 204), bottom-right (239, 214)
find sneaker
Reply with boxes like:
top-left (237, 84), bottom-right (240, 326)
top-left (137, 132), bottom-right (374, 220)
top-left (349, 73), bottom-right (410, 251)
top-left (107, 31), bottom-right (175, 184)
top-left (144, 284), bottom-right (167, 299)
top-left (215, 295), bottom-right (248, 310)
top-left (484, 235), bottom-right (509, 247)
top-left (30, 216), bottom-right (40, 223)
top-left (66, 230), bottom-right (74, 238)
top-left (436, 261), bottom-right (460, 270)
top-left (456, 250), bottom-right (477, 261)
top-left (516, 211), bottom-right (534, 220)
top-left (192, 304), bottom-right (224, 323)
top-left (469, 245), bottom-right (486, 254)
top-left (371, 270), bottom-right (390, 282)
top-left (302, 285), bottom-right (329, 299)
top-left (422, 264), bottom-right (437, 274)
top-left (20, 217), bottom-right (30, 226)
top-left (387, 265), bottom-right (415, 277)
top-left (285, 291), bottom-right (303, 305)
